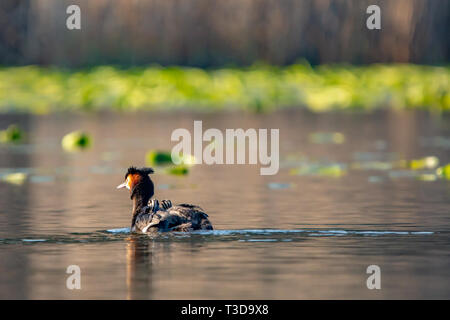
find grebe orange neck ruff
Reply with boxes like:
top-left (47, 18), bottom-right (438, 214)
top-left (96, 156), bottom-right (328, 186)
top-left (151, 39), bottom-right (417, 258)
top-left (117, 167), bottom-right (154, 228)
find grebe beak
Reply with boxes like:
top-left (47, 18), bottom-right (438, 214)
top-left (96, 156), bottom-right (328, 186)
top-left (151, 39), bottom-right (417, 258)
top-left (117, 181), bottom-right (128, 189)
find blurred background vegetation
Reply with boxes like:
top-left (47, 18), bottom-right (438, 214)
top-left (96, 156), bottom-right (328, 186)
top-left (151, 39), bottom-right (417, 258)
top-left (0, 0), bottom-right (448, 113)
top-left (0, 64), bottom-right (448, 113)
top-left (2, 0), bottom-right (449, 66)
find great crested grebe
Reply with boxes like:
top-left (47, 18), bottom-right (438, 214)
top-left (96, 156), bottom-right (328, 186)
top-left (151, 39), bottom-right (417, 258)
top-left (117, 167), bottom-right (213, 233)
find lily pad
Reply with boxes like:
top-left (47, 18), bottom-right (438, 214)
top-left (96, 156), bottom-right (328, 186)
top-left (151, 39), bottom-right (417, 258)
top-left (309, 132), bottom-right (345, 144)
top-left (166, 165), bottom-right (189, 176)
top-left (409, 156), bottom-right (439, 170)
top-left (0, 124), bottom-right (23, 144)
top-left (1, 172), bottom-right (28, 185)
top-left (290, 163), bottom-right (347, 178)
top-left (178, 153), bottom-right (197, 166)
top-left (145, 150), bottom-right (173, 166)
top-left (146, 150), bottom-right (197, 166)
top-left (436, 164), bottom-right (450, 180)
top-left (62, 131), bottom-right (92, 152)
top-left (351, 159), bottom-right (407, 171)
top-left (417, 174), bottom-right (437, 181)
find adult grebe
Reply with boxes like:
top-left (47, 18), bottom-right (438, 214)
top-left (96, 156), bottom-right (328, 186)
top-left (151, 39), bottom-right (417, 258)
top-left (117, 167), bottom-right (213, 233)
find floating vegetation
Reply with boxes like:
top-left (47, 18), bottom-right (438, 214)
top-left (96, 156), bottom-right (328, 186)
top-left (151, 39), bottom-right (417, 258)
top-left (145, 150), bottom-right (173, 166)
top-left (351, 156), bottom-right (440, 172)
top-left (146, 149), bottom-right (197, 167)
top-left (309, 132), bottom-right (345, 144)
top-left (409, 156), bottom-right (439, 170)
top-left (436, 164), bottom-right (450, 180)
top-left (0, 64), bottom-right (448, 113)
top-left (290, 163), bottom-right (347, 178)
top-left (0, 124), bottom-right (23, 144)
top-left (177, 153), bottom-right (197, 166)
top-left (417, 174), bottom-right (438, 182)
top-left (351, 158), bottom-right (410, 171)
top-left (315, 164), bottom-right (347, 177)
top-left (1, 172), bottom-right (28, 185)
top-left (286, 153), bottom-right (445, 182)
top-left (166, 165), bottom-right (189, 176)
top-left (61, 131), bottom-right (92, 152)
top-left (351, 161), bottom-right (398, 171)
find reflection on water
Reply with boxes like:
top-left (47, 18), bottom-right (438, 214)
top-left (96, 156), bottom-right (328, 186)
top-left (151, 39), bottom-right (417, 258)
top-left (0, 109), bottom-right (449, 299)
top-left (126, 236), bottom-right (151, 300)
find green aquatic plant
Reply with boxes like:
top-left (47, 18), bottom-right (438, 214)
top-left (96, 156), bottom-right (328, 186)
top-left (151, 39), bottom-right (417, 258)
top-left (351, 156), bottom-right (441, 172)
top-left (0, 64), bottom-right (448, 113)
top-left (146, 149), bottom-right (197, 166)
top-left (61, 131), bottom-right (92, 152)
top-left (351, 161), bottom-right (397, 171)
top-left (145, 150), bottom-right (173, 166)
top-left (436, 164), bottom-right (450, 180)
top-left (166, 165), bottom-right (189, 176)
top-left (178, 153), bottom-right (197, 166)
top-left (409, 156), bottom-right (439, 170)
top-left (290, 163), bottom-right (347, 178)
top-left (1, 172), bottom-right (28, 185)
top-left (316, 164), bottom-right (347, 177)
top-left (0, 124), bottom-right (23, 143)
top-left (416, 174), bottom-right (438, 182)
top-left (351, 159), bottom-right (409, 171)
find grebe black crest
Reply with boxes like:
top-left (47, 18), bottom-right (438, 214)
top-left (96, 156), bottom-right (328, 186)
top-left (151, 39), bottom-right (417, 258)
top-left (117, 166), bottom-right (213, 233)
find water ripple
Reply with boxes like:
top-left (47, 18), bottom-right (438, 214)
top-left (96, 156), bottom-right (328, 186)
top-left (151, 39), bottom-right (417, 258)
top-left (0, 228), bottom-right (436, 245)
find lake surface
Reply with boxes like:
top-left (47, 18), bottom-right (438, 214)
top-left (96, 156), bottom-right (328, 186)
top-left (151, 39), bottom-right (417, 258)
top-left (0, 109), bottom-right (449, 299)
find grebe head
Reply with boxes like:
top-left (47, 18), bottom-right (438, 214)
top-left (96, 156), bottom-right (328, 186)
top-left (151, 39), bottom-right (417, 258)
top-left (117, 166), bottom-right (155, 202)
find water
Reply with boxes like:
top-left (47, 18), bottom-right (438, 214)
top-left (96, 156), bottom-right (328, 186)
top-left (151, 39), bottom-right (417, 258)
top-left (0, 109), bottom-right (449, 299)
